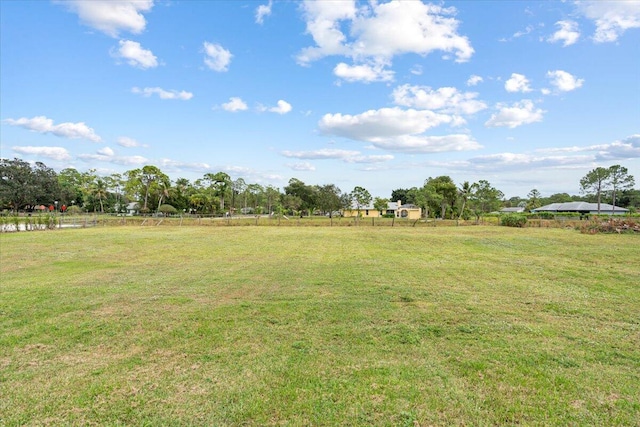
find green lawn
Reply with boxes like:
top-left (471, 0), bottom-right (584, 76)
top-left (1, 226), bottom-right (638, 426)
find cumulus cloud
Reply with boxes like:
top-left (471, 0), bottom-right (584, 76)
top-left (392, 84), bottom-right (487, 115)
top-left (203, 42), bottom-right (232, 72)
top-left (466, 75), bottom-right (483, 86)
top-left (297, 0), bottom-right (473, 81)
top-left (12, 146), bottom-right (72, 161)
top-left (57, 0), bottom-right (153, 38)
top-left (111, 40), bottom-right (158, 69)
top-left (320, 108), bottom-right (455, 140)
top-left (333, 62), bottom-right (394, 83)
top-left (319, 107), bottom-right (481, 153)
top-left (369, 134), bottom-right (481, 153)
top-left (4, 116), bottom-right (102, 142)
top-left (485, 100), bottom-right (545, 128)
top-left (255, 0), bottom-right (273, 24)
top-left (131, 87), bottom-right (193, 100)
top-left (546, 70), bottom-right (584, 92)
top-left (505, 73), bottom-right (532, 93)
top-left (577, 1), bottom-right (640, 43)
top-left (260, 100), bottom-right (292, 115)
top-left (547, 20), bottom-right (580, 46)
top-left (222, 97), bottom-right (248, 112)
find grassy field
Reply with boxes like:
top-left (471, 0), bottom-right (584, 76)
top-left (1, 226), bottom-right (638, 426)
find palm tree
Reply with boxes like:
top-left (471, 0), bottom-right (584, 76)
top-left (457, 181), bottom-right (475, 224)
top-left (91, 178), bottom-right (108, 213)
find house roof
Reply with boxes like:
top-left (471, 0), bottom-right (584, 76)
top-left (532, 202), bottom-right (628, 213)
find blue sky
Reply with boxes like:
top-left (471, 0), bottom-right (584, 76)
top-left (1, 0), bottom-right (639, 198)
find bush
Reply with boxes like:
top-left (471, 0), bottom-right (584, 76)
top-left (580, 218), bottom-right (639, 234)
top-left (158, 204), bottom-right (178, 215)
top-left (500, 214), bottom-right (527, 228)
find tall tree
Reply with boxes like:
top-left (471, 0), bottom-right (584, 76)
top-left (285, 178), bottom-right (317, 216)
top-left (264, 185), bottom-right (281, 215)
top-left (91, 178), bottom-right (109, 213)
top-left (607, 165), bottom-right (635, 212)
top-left (58, 168), bottom-right (85, 207)
top-left (350, 186), bottom-right (372, 220)
top-left (373, 197), bottom-right (389, 215)
top-left (209, 172), bottom-right (231, 213)
top-left (527, 188), bottom-right (542, 210)
top-left (316, 184), bottom-right (343, 217)
top-left (0, 158), bottom-right (60, 211)
top-left (580, 167), bottom-right (610, 213)
top-left (469, 180), bottom-right (504, 222)
top-left (423, 176), bottom-right (457, 218)
top-left (125, 165), bottom-right (169, 213)
top-left (457, 181), bottom-right (476, 222)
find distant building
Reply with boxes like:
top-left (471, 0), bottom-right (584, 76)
top-left (532, 202), bottom-right (628, 215)
top-left (342, 200), bottom-right (422, 220)
top-left (500, 207), bottom-right (526, 213)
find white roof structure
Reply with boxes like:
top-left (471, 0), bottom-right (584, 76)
top-left (532, 202), bottom-right (628, 214)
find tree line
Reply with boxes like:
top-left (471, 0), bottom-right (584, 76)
top-left (1, 157), bottom-right (637, 217)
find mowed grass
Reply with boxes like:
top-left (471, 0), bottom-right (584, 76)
top-left (1, 226), bottom-right (638, 426)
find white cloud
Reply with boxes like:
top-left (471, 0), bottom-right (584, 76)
top-left (282, 148), bottom-right (361, 160)
top-left (546, 70), bottom-right (584, 92)
top-left (505, 73), bottom-right (532, 93)
top-left (255, 0), bottom-right (273, 24)
top-left (297, 0), bottom-right (473, 78)
top-left (287, 162), bottom-right (316, 171)
top-left (78, 148), bottom-right (148, 166)
top-left (262, 100), bottom-right (292, 115)
top-left (333, 62), bottom-right (394, 83)
top-left (222, 97), bottom-right (248, 112)
top-left (466, 75), bottom-right (483, 86)
top-left (97, 146), bottom-right (115, 156)
top-left (131, 87), bottom-right (193, 100)
top-left (158, 159), bottom-right (212, 173)
top-left (485, 100), bottom-right (545, 128)
top-left (203, 42), bottom-right (232, 72)
top-left (457, 135), bottom-right (640, 172)
top-left (537, 134), bottom-right (640, 161)
top-left (410, 65), bottom-right (423, 76)
top-left (369, 134), bottom-right (481, 153)
top-left (547, 20), bottom-right (580, 46)
top-left (117, 136), bottom-right (146, 148)
top-left (577, 1), bottom-right (640, 43)
top-left (12, 146), bottom-right (72, 161)
top-left (513, 25), bottom-right (534, 38)
top-left (319, 107), bottom-right (455, 141)
top-left (392, 84), bottom-right (487, 115)
top-left (112, 40), bottom-right (158, 69)
top-left (318, 107), bottom-right (481, 153)
top-left (282, 148), bottom-right (394, 164)
top-left (57, 0), bottom-right (153, 38)
top-left (4, 116), bottom-right (102, 142)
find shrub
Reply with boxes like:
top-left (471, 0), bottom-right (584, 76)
top-left (66, 205), bottom-right (82, 215)
top-left (500, 214), bottom-right (527, 228)
top-left (580, 218), bottom-right (639, 234)
top-left (158, 204), bottom-right (178, 215)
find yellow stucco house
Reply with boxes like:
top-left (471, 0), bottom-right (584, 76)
top-left (342, 200), bottom-right (422, 220)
